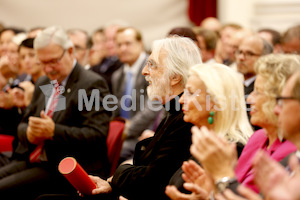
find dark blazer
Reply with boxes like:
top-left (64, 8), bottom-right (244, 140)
top-left (90, 56), bottom-right (123, 93)
top-left (15, 63), bottom-right (111, 177)
top-left (244, 79), bottom-right (255, 97)
top-left (111, 54), bottom-right (149, 119)
top-left (244, 79), bottom-right (255, 119)
top-left (111, 94), bottom-right (193, 200)
top-left (244, 79), bottom-right (261, 130)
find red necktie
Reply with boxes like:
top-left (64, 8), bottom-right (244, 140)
top-left (29, 84), bottom-right (60, 163)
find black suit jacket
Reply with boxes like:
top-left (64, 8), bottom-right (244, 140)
top-left (15, 63), bottom-right (111, 178)
top-left (244, 79), bottom-right (255, 119)
top-left (244, 79), bottom-right (261, 130)
top-left (111, 94), bottom-right (193, 200)
top-left (244, 79), bottom-right (255, 97)
top-left (90, 56), bottom-right (123, 93)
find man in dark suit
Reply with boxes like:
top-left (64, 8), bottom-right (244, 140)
top-left (90, 28), bottom-right (123, 93)
top-left (0, 26), bottom-right (111, 199)
top-left (235, 35), bottom-right (273, 129)
top-left (111, 27), bottom-right (149, 119)
top-left (111, 27), bottom-right (161, 162)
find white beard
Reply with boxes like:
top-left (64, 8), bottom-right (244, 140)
top-left (145, 74), bottom-right (172, 102)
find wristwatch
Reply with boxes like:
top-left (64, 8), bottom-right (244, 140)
top-left (215, 177), bottom-right (237, 193)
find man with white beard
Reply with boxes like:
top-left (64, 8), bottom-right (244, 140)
top-left (98, 35), bottom-right (202, 200)
top-left (92, 35), bottom-right (202, 200)
top-left (37, 36), bottom-right (202, 200)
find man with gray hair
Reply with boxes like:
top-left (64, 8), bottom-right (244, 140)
top-left (0, 26), bottom-right (111, 199)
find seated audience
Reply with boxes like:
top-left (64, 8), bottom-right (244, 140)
top-left (123, 26), bottom-right (204, 164)
top-left (168, 27), bottom-right (200, 48)
top-left (235, 35), bottom-right (273, 130)
top-left (199, 17), bottom-right (221, 32)
top-left (0, 38), bottom-right (45, 165)
top-left (183, 54), bottom-right (299, 199)
top-left (214, 64), bottom-right (300, 200)
top-left (0, 27), bottom-right (25, 57)
top-left (214, 23), bottom-right (242, 65)
top-left (235, 53), bottom-right (299, 192)
top-left (36, 35), bottom-right (202, 200)
top-left (90, 25), bottom-right (123, 93)
top-left (27, 26), bottom-right (44, 38)
top-left (0, 30), bottom-right (27, 166)
top-left (0, 32), bottom-right (27, 84)
top-left (0, 33), bottom-right (27, 138)
top-left (192, 27), bottom-right (218, 63)
top-left (88, 28), bottom-right (107, 69)
top-left (166, 63), bottom-right (253, 199)
top-left (111, 27), bottom-right (160, 163)
top-left (0, 26), bottom-right (111, 199)
top-left (281, 24), bottom-right (300, 55)
top-left (258, 28), bottom-right (282, 53)
top-left (10, 38), bottom-right (45, 108)
top-left (110, 27), bottom-right (149, 120)
top-left (252, 68), bottom-right (300, 200)
top-left (67, 29), bottom-right (91, 68)
top-left (227, 28), bottom-right (253, 71)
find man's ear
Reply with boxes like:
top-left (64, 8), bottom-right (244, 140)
top-left (170, 74), bottom-right (182, 86)
top-left (67, 47), bottom-right (73, 55)
top-left (67, 47), bottom-right (75, 60)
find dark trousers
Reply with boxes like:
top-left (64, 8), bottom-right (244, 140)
top-left (0, 160), bottom-right (75, 200)
top-left (0, 153), bottom-right (11, 167)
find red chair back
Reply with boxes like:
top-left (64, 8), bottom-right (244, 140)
top-left (0, 134), bottom-right (14, 152)
top-left (107, 119), bottom-right (125, 176)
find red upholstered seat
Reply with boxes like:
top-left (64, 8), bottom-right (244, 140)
top-left (0, 134), bottom-right (14, 152)
top-left (107, 119), bottom-right (125, 176)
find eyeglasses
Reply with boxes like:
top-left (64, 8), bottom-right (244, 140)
top-left (276, 96), bottom-right (296, 107)
top-left (235, 50), bottom-right (261, 59)
top-left (146, 59), bottom-right (159, 71)
top-left (39, 50), bottom-right (66, 67)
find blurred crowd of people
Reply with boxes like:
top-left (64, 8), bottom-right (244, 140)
top-left (0, 17), bottom-right (299, 200)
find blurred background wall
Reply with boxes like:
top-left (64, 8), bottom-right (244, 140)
top-left (0, 0), bottom-right (299, 50)
top-left (218, 0), bottom-right (300, 33)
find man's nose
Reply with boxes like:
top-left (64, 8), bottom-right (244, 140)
top-left (142, 65), bottom-right (149, 76)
